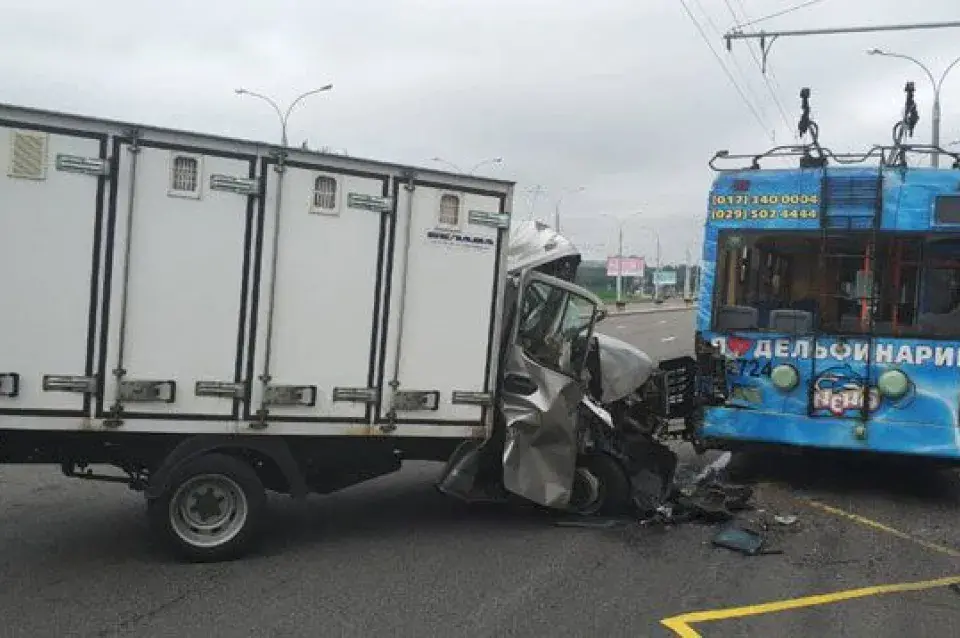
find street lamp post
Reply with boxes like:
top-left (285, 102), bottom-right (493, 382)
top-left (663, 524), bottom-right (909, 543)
top-left (235, 85), bottom-right (333, 149)
top-left (553, 186), bottom-right (585, 233)
top-left (235, 85), bottom-right (333, 424)
top-left (867, 49), bottom-right (960, 167)
top-left (430, 156), bottom-right (503, 174)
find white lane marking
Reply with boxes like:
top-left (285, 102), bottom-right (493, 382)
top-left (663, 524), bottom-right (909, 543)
top-left (615, 325), bottom-right (627, 329)
top-left (658, 320), bottom-right (667, 325)
top-left (661, 336), bottom-right (676, 343)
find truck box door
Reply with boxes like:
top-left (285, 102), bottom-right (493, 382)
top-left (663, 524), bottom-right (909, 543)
top-left (0, 125), bottom-right (106, 417)
top-left (98, 140), bottom-right (257, 422)
top-left (246, 160), bottom-right (390, 424)
top-left (378, 181), bottom-right (507, 429)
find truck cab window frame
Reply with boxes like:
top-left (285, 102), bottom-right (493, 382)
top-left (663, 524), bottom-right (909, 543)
top-left (517, 280), bottom-right (597, 380)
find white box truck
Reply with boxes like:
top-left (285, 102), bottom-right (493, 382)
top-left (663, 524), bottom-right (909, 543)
top-left (0, 102), bottom-right (698, 562)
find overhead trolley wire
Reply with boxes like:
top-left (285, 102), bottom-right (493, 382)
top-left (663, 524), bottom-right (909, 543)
top-left (678, 0), bottom-right (774, 141)
top-left (722, 0), bottom-right (796, 139)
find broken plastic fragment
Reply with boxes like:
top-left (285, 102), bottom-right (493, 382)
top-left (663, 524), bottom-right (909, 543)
top-left (692, 451), bottom-right (733, 485)
top-left (713, 525), bottom-right (764, 555)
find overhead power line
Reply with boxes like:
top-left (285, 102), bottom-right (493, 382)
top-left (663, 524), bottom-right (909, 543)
top-left (692, 0), bottom-right (771, 126)
top-left (737, 0), bottom-right (831, 29)
top-left (721, 0), bottom-right (794, 138)
top-left (677, 0), bottom-right (772, 141)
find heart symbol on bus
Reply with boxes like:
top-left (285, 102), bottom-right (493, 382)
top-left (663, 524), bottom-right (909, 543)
top-left (727, 336), bottom-right (754, 358)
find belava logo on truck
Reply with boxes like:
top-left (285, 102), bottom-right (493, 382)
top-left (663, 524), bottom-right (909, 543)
top-left (426, 229), bottom-right (495, 251)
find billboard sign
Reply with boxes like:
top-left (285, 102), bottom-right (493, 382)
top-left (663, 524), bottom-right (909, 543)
top-left (653, 270), bottom-right (677, 286)
top-left (606, 256), bottom-right (645, 277)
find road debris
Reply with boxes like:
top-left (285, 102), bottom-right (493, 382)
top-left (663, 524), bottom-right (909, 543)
top-left (553, 448), bottom-right (803, 559)
top-left (712, 525), bottom-right (767, 556)
top-left (774, 514), bottom-right (799, 526)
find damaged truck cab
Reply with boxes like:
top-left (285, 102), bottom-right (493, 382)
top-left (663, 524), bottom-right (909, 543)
top-left (439, 221), bottom-right (700, 516)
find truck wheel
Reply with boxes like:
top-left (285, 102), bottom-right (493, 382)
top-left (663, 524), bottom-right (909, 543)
top-left (567, 453), bottom-right (630, 516)
top-left (147, 453), bottom-right (266, 562)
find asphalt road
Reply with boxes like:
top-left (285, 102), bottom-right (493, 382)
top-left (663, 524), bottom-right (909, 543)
top-left (1, 308), bottom-right (958, 637)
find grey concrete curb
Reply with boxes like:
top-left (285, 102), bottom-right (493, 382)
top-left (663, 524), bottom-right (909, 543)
top-left (604, 305), bottom-right (696, 317)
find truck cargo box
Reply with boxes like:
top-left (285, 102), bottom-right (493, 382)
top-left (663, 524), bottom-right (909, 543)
top-left (0, 102), bottom-right (513, 440)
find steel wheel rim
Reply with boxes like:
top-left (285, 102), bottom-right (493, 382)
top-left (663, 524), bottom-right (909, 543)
top-left (569, 466), bottom-right (604, 515)
top-left (169, 473), bottom-right (249, 548)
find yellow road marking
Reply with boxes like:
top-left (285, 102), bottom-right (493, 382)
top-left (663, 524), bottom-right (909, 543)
top-left (661, 498), bottom-right (960, 636)
top-left (801, 498), bottom-right (960, 559)
top-left (661, 575), bottom-right (960, 637)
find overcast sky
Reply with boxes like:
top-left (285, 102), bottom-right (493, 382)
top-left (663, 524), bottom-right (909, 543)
top-left (2, 1), bottom-right (958, 264)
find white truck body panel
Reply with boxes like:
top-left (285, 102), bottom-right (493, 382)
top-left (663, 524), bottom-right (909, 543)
top-left (0, 102), bottom-right (513, 439)
top-left (0, 125), bottom-right (104, 416)
top-left (378, 183), bottom-right (506, 426)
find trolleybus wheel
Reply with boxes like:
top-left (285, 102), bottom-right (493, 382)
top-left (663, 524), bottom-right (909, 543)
top-left (147, 453), bottom-right (267, 563)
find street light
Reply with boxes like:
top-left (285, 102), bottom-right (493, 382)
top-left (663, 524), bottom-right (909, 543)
top-left (235, 85), bottom-right (332, 423)
top-left (553, 186), bottom-right (586, 233)
top-left (867, 49), bottom-right (960, 167)
top-left (430, 156), bottom-right (503, 174)
top-left (235, 84), bottom-right (333, 148)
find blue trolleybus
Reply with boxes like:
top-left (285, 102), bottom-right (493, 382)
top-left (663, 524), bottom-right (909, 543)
top-left (691, 86), bottom-right (960, 462)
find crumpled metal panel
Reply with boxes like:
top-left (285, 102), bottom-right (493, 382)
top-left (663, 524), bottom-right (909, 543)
top-left (506, 220), bottom-right (581, 274)
top-left (595, 333), bottom-right (656, 403)
top-left (499, 344), bottom-right (584, 509)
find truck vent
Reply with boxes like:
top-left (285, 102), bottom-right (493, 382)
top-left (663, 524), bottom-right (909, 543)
top-left (8, 130), bottom-right (49, 180)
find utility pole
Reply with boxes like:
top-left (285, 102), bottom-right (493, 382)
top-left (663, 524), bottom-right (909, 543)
top-left (653, 234), bottom-right (662, 302)
top-left (524, 185), bottom-right (548, 222)
top-left (553, 186), bottom-right (585, 232)
top-left (683, 246), bottom-right (692, 301)
top-left (723, 21), bottom-right (960, 75)
top-left (616, 224), bottom-right (624, 305)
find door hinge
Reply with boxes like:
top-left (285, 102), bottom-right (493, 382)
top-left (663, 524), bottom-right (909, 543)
top-left (118, 379), bottom-right (176, 403)
top-left (42, 375), bottom-right (97, 394)
top-left (347, 192), bottom-right (393, 212)
top-left (209, 174), bottom-right (261, 196)
top-left (195, 380), bottom-right (247, 399)
top-left (332, 387), bottom-right (379, 404)
top-left (392, 390), bottom-right (440, 412)
top-left (451, 391), bottom-right (492, 406)
top-left (263, 384), bottom-right (317, 407)
top-left (55, 154), bottom-right (110, 176)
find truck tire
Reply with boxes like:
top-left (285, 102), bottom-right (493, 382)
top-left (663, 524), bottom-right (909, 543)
top-left (147, 452), bottom-right (267, 563)
top-left (567, 452), bottom-right (631, 516)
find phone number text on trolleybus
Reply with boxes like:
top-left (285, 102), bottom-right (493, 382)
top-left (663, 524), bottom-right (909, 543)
top-left (709, 192), bottom-right (820, 222)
